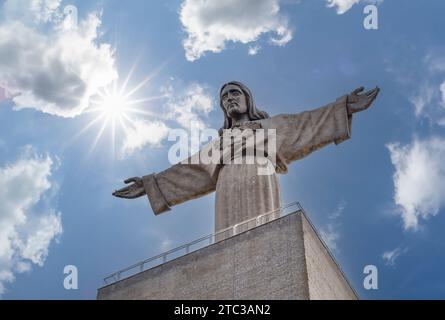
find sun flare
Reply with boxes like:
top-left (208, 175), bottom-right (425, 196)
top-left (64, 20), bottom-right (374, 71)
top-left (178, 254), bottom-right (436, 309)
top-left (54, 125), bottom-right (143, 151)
top-left (94, 90), bottom-right (129, 120)
top-left (76, 66), bottom-right (168, 157)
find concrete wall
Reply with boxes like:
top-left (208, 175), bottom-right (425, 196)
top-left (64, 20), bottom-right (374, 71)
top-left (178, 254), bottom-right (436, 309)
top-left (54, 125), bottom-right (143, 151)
top-left (97, 212), bottom-right (357, 300)
top-left (301, 214), bottom-right (358, 300)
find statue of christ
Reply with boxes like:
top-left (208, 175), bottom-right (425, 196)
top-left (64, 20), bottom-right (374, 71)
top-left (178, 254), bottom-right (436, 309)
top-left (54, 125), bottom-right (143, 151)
top-left (113, 81), bottom-right (379, 232)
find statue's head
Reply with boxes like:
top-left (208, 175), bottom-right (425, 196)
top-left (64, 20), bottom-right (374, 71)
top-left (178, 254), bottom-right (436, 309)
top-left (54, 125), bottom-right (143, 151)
top-left (219, 81), bottom-right (269, 133)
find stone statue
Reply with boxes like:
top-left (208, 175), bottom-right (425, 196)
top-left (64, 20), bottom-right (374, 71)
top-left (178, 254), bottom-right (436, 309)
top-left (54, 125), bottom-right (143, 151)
top-left (113, 81), bottom-right (379, 232)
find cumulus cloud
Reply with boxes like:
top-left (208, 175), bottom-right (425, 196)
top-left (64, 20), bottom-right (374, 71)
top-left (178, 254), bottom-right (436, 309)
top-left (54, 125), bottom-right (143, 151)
top-left (382, 246), bottom-right (408, 266)
top-left (163, 83), bottom-right (214, 130)
top-left (0, 0), bottom-right (117, 117)
top-left (326, 0), bottom-right (383, 14)
top-left (122, 120), bottom-right (170, 155)
top-left (179, 0), bottom-right (292, 61)
top-left (117, 81), bottom-right (214, 157)
top-left (0, 149), bottom-right (62, 296)
top-left (387, 138), bottom-right (445, 231)
top-left (0, 87), bottom-right (15, 104)
top-left (3, 0), bottom-right (62, 24)
top-left (319, 201), bottom-right (346, 252)
top-left (326, 0), bottom-right (360, 14)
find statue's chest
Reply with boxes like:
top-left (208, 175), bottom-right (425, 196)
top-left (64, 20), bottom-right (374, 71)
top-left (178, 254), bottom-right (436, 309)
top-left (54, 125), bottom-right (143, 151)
top-left (219, 123), bottom-right (274, 159)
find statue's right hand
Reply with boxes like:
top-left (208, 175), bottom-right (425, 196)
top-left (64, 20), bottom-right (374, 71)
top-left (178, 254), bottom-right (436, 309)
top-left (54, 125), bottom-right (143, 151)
top-left (346, 86), bottom-right (380, 115)
top-left (112, 177), bottom-right (146, 199)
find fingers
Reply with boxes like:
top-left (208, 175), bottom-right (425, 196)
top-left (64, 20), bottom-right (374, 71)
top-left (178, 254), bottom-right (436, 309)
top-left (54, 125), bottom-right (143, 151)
top-left (362, 88), bottom-right (380, 109)
top-left (114, 177), bottom-right (143, 198)
top-left (352, 86), bottom-right (381, 96)
top-left (124, 177), bottom-right (141, 184)
top-left (113, 188), bottom-right (128, 196)
top-left (365, 87), bottom-right (380, 96)
top-left (112, 190), bottom-right (126, 198)
top-left (367, 89), bottom-right (380, 103)
top-left (352, 86), bottom-right (365, 95)
top-left (113, 189), bottom-right (135, 199)
top-left (124, 177), bottom-right (136, 184)
top-left (112, 188), bottom-right (143, 199)
top-left (112, 191), bottom-right (125, 198)
top-left (373, 86), bottom-right (381, 98)
top-left (113, 184), bottom-right (131, 194)
top-left (112, 181), bottom-right (145, 199)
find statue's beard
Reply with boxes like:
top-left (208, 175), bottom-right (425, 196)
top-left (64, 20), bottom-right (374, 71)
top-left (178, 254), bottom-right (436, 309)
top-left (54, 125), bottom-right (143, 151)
top-left (227, 104), bottom-right (244, 118)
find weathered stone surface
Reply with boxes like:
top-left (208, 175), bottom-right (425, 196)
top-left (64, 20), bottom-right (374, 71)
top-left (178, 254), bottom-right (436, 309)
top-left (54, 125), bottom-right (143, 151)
top-left (301, 213), bottom-right (357, 299)
top-left (97, 211), bottom-right (357, 300)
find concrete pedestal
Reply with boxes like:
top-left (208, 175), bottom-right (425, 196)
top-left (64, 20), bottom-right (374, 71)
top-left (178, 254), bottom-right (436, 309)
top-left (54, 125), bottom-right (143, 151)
top-left (97, 211), bottom-right (357, 300)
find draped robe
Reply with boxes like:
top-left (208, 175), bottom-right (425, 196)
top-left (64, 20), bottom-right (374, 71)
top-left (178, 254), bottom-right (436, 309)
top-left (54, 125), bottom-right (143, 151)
top-left (142, 95), bottom-right (352, 232)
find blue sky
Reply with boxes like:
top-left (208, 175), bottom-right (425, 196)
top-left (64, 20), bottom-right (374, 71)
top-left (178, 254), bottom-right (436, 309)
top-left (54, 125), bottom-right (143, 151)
top-left (1, 0), bottom-right (445, 299)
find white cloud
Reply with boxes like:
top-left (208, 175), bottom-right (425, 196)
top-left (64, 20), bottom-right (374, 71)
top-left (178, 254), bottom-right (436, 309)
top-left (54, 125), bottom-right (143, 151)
top-left (164, 83), bottom-right (214, 129)
top-left (319, 225), bottom-right (340, 252)
top-left (15, 262), bottom-right (31, 273)
top-left (179, 0), bottom-right (292, 61)
top-left (122, 120), bottom-right (170, 155)
top-left (269, 26), bottom-right (293, 46)
top-left (440, 82), bottom-right (445, 105)
top-left (326, 0), bottom-right (360, 14)
top-left (0, 87), bottom-right (13, 103)
top-left (410, 84), bottom-right (435, 118)
top-left (0, 0), bottom-right (117, 117)
top-left (248, 45), bottom-right (261, 56)
top-left (409, 86), bottom-right (445, 127)
top-left (3, 0), bottom-right (62, 24)
top-left (119, 81), bottom-right (214, 156)
top-left (387, 138), bottom-right (445, 231)
top-left (18, 211), bottom-right (62, 266)
top-left (0, 149), bottom-right (62, 296)
top-left (382, 246), bottom-right (407, 266)
top-left (326, 0), bottom-right (383, 14)
top-left (405, 53), bottom-right (445, 126)
top-left (426, 55), bottom-right (445, 74)
top-left (319, 201), bottom-right (346, 252)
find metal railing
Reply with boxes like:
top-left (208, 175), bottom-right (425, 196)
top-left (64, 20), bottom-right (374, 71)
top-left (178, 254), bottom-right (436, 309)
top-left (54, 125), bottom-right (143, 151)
top-left (103, 201), bottom-right (303, 285)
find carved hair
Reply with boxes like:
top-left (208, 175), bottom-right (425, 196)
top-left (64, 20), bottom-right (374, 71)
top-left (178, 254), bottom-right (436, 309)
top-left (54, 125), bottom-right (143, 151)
top-left (219, 81), bottom-right (269, 135)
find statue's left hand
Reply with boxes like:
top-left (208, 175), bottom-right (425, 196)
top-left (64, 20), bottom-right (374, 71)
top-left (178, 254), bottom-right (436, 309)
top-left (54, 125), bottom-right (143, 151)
top-left (112, 177), bottom-right (146, 199)
top-left (347, 86), bottom-right (380, 115)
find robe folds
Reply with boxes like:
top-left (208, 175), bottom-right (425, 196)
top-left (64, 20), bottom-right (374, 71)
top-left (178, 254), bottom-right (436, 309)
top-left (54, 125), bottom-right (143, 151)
top-left (142, 95), bottom-right (352, 232)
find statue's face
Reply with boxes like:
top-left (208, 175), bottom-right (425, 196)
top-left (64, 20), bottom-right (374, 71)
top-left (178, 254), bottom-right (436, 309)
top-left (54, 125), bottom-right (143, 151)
top-left (221, 84), bottom-right (248, 119)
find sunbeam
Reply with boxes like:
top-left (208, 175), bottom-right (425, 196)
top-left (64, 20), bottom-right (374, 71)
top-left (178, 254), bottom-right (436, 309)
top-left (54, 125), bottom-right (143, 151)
top-left (81, 74), bottom-right (166, 157)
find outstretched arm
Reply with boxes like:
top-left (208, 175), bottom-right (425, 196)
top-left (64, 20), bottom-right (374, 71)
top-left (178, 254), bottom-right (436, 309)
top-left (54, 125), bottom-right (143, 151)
top-left (269, 86), bottom-right (380, 166)
top-left (113, 161), bottom-right (219, 215)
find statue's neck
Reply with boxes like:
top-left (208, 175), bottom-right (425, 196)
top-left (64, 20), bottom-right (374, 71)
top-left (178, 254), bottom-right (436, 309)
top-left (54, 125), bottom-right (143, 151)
top-left (231, 114), bottom-right (251, 127)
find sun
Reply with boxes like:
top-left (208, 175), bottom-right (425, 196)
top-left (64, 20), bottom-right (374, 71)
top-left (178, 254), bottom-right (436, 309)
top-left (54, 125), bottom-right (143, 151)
top-left (75, 67), bottom-right (167, 157)
top-left (93, 89), bottom-right (129, 121)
